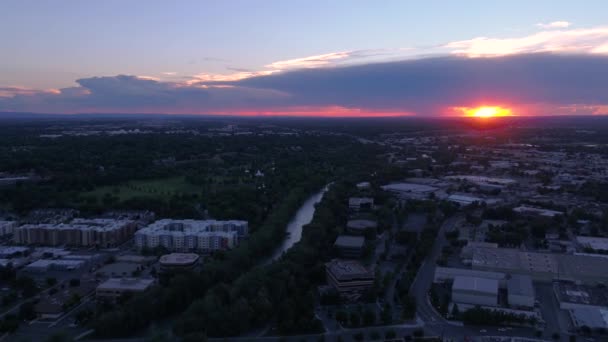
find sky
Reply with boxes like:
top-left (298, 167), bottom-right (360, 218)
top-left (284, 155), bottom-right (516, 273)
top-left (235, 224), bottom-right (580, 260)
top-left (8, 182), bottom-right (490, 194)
top-left (1, 0), bottom-right (608, 117)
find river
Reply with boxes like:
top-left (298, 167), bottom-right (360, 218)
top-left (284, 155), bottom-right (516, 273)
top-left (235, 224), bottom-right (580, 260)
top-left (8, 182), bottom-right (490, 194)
top-left (265, 184), bottom-right (330, 264)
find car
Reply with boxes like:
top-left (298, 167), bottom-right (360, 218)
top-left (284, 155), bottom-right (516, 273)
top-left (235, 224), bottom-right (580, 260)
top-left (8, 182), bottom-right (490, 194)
top-left (498, 328), bottom-right (506, 332)
top-left (479, 329), bottom-right (487, 333)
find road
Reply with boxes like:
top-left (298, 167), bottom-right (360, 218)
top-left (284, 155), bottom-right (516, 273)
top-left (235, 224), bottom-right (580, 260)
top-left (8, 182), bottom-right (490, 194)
top-left (407, 214), bottom-right (546, 341)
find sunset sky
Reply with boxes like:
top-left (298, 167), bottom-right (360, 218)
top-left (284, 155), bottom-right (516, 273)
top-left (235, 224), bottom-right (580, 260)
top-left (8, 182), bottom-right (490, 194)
top-left (1, 0), bottom-right (608, 116)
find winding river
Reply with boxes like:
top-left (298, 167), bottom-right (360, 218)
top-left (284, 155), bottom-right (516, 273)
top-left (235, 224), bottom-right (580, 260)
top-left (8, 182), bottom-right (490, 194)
top-left (265, 184), bottom-right (330, 264)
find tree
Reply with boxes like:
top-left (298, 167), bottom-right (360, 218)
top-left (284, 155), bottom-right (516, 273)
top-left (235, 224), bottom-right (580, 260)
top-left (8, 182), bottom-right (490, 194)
top-left (413, 329), bottom-right (424, 337)
top-left (335, 310), bottom-right (348, 325)
top-left (381, 303), bottom-right (392, 325)
top-left (15, 276), bottom-right (38, 297)
top-left (349, 312), bottom-right (360, 327)
top-left (19, 301), bottom-right (36, 321)
top-left (363, 308), bottom-right (376, 326)
top-left (46, 332), bottom-right (69, 342)
top-left (451, 303), bottom-right (460, 318)
top-left (46, 277), bottom-right (57, 287)
top-left (385, 330), bottom-right (396, 339)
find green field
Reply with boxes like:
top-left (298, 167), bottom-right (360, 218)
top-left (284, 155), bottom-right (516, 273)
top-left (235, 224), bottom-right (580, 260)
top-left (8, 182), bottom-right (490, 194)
top-left (82, 176), bottom-right (203, 202)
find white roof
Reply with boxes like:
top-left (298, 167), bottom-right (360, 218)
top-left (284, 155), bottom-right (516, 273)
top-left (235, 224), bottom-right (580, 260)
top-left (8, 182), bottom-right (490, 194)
top-left (381, 183), bottom-right (437, 193)
top-left (453, 276), bottom-right (499, 295)
top-left (97, 278), bottom-right (154, 291)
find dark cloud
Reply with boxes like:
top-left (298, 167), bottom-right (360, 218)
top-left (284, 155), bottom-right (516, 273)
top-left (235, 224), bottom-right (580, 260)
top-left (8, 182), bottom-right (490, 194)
top-left (1, 54), bottom-right (608, 115)
top-left (231, 53), bottom-right (608, 112)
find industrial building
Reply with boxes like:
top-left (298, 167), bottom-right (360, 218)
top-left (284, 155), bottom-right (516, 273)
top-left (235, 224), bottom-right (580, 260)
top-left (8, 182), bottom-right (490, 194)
top-left (334, 235), bottom-right (365, 258)
top-left (159, 253), bottom-right (200, 272)
top-left (513, 206), bottom-right (564, 218)
top-left (96, 278), bottom-right (155, 300)
top-left (554, 282), bottom-right (608, 310)
top-left (381, 183), bottom-right (438, 200)
top-left (463, 246), bottom-right (608, 284)
top-left (14, 218), bottom-right (137, 247)
top-left (346, 219), bottom-right (377, 235)
top-left (569, 308), bottom-right (608, 330)
top-left (576, 236), bottom-right (608, 253)
top-left (96, 262), bottom-right (142, 278)
top-left (134, 219), bottom-right (248, 252)
top-left (23, 259), bottom-right (85, 273)
top-left (446, 194), bottom-right (501, 206)
top-left (452, 276), bottom-right (499, 307)
top-left (433, 267), bottom-right (505, 283)
top-left (348, 197), bottom-right (374, 211)
top-left (325, 259), bottom-right (374, 296)
top-left (507, 274), bottom-right (535, 308)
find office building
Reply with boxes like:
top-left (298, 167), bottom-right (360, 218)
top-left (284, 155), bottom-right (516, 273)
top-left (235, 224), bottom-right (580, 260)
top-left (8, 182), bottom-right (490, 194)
top-left (326, 259), bottom-right (374, 295)
top-left (334, 235), bottom-right (365, 258)
top-left (159, 253), bottom-right (200, 272)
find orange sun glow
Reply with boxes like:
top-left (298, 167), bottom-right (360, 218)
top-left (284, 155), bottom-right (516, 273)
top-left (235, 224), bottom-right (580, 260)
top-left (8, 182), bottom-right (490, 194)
top-left (463, 106), bottom-right (513, 118)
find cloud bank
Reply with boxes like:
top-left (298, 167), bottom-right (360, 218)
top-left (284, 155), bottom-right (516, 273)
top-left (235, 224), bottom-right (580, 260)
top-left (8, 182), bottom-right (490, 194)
top-left (2, 24), bottom-right (608, 117)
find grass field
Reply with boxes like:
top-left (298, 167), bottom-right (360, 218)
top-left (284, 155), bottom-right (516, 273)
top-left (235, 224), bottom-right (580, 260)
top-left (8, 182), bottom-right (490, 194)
top-left (82, 176), bottom-right (203, 202)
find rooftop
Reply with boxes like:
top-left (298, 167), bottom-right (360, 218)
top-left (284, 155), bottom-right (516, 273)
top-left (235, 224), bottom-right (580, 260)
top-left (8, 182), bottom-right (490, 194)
top-left (507, 274), bottom-right (534, 297)
top-left (381, 183), bottom-right (438, 193)
top-left (326, 259), bottom-right (373, 280)
top-left (452, 276), bottom-right (499, 295)
top-left (346, 219), bottom-right (378, 230)
top-left (334, 235), bottom-right (365, 249)
top-left (554, 282), bottom-right (608, 307)
top-left (137, 219), bottom-right (247, 237)
top-left (159, 253), bottom-right (200, 265)
top-left (97, 278), bottom-right (155, 291)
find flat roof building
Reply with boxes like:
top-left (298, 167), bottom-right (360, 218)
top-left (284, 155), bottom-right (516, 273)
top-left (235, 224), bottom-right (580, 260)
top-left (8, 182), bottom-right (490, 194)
top-left (24, 259), bottom-right (85, 273)
top-left (452, 276), bottom-right (499, 307)
top-left (554, 282), bottom-right (608, 310)
top-left (464, 246), bottom-right (608, 284)
top-left (513, 206), bottom-right (564, 218)
top-left (577, 236), bottom-right (608, 253)
top-left (569, 308), bottom-right (608, 330)
top-left (434, 267), bottom-right (505, 283)
top-left (381, 183), bottom-right (438, 200)
top-left (348, 197), bottom-right (374, 211)
top-left (346, 219), bottom-right (377, 235)
top-left (96, 262), bottom-right (141, 278)
top-left (14, 218), bottom-right (137, 247)
top-left (159, 253), bottom-right (200, 272)
top-left (135, 219), bottom-right (247, 253)
top-left (507, 274), bottom-right (535, 309)
top-left (334, 235), bottom-right (365, 259)
top-left (96, 278), bottom-right (154, 300)
top-left (326, 259), bottom-right (374, 298)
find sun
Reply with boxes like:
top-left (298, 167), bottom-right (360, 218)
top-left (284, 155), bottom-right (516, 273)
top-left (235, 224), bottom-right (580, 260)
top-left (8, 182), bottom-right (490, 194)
top-left (465, 106), bottom-right (512, 118)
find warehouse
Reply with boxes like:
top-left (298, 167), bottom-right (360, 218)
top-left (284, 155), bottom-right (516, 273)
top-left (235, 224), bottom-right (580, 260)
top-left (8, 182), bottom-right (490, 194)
top-left (507, 274), bottom-right (535, 309)
top-left (96, 278), bottom-right (155, 300)
top-left (452, 276), bottom-right (499, 307)
top-left (569, 308), bottom-right (608, 330)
